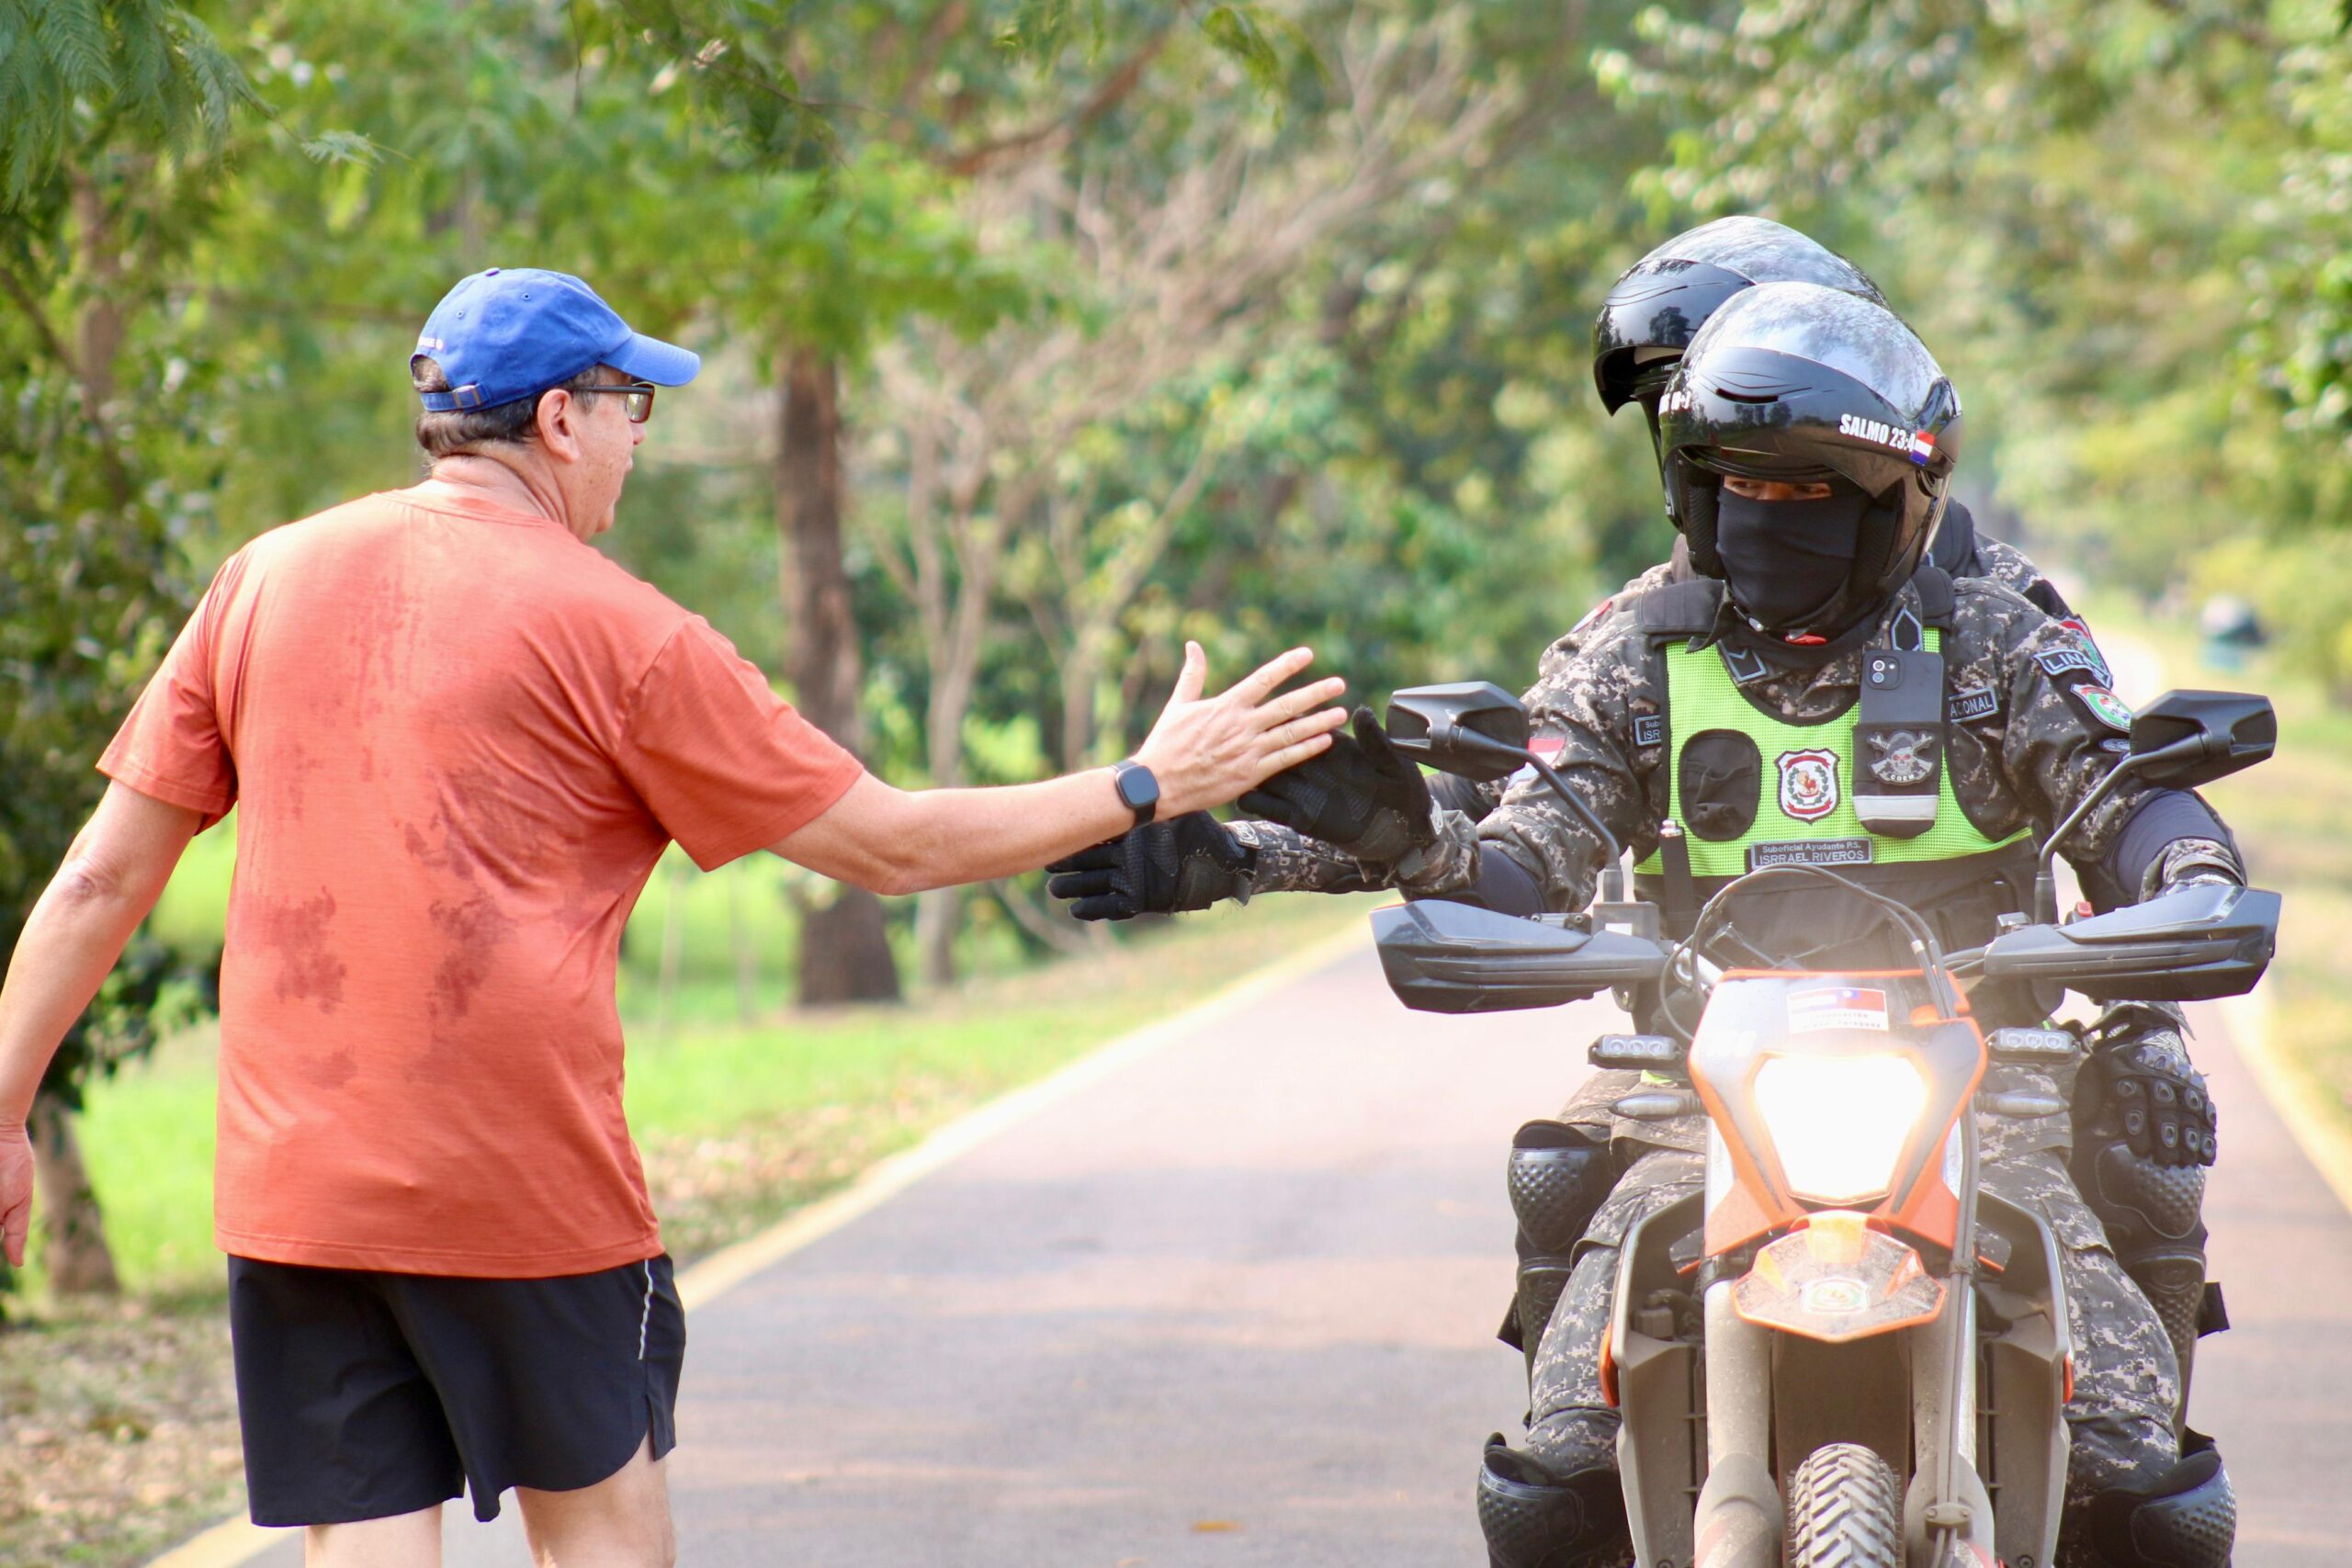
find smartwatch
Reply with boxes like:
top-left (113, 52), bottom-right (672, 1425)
top-left (1112, 760), bottom-right (1160, 829)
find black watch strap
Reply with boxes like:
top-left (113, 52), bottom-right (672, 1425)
top-left (1113, 760), bottom-right (1160, 829)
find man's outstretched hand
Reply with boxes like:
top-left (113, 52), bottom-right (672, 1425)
top-left (1240, 706), bottom-right (1435, 863)
top-left (2, 1122), bottom-right (32, 1268)
top-left (1131, 643), bottom-right (1348, 818)
top-left (1047, 813), bottom-right (1253, 920)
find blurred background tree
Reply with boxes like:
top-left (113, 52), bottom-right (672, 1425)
top-left (0, 0), bottom-right (250, 1295)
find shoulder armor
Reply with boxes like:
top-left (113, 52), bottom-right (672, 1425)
top-left (1911, 563), bottom-right (1956, 628)
top-left (1930, 501), bottom-right (1980, 576)
top-left (1634, 578), bottom-right (1724, 638)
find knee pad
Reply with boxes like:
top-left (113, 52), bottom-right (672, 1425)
top-left (2087, 1439), bottom-right (2235, 1568)
top-left (2078, 1142), bottom-right (2220, 1372)
top-left (1503, 1124), bottom-right (1613, 1359)
top-left (1476, 1437), bottom-right (1630, 1568)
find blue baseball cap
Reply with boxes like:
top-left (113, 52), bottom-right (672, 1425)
top-left (412, 267), bottom-right (699, 412)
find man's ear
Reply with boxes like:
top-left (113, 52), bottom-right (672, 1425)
top-left (535, 388), bottom-right (584, 462)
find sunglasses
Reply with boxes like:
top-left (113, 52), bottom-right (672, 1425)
top-left (571, 380), bottom-right (659, 423)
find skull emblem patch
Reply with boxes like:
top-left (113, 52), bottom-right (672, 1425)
top-left (1868, 729), bottom-right (1937, 786)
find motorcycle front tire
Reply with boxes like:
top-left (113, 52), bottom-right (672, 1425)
top-left (1784, 1441), bottom-right (1904, 1568)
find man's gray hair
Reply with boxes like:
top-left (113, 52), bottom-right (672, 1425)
top-left (410, 357), bottom-right (611, 461)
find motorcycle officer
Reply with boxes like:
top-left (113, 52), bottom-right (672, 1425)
top-left (1476, 218), bottom-right (2203, 1432)
top-left (1049, 282), bottom-right (2240, 1568)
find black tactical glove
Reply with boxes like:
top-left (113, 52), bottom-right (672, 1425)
top-left (2075, 1010), bottom-right (2219, 1168)
top-left (1046, 811), bottom-right (1253, 921)
top-left (1238, 705), bottom-right (1435, 863)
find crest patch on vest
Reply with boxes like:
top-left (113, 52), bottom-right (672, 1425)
top-left (1776, 747), bottom-right (1841, 822)
top-left (1867, 729), bottom-right (1938, 785)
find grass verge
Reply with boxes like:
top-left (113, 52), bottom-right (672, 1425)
top-left (0, 891), bottom-right (1371, 1568)
top-left (2085, 596), bottom-right (2352, 1141)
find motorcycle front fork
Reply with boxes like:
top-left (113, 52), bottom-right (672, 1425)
top-left (1688, 1280), bottom-right (1997, 1568)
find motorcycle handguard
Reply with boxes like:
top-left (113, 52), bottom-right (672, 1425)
top-left (1372, 899), bottom-right (1671, 1014)
top-left (1978, 883), bottom-right (2278, 1002)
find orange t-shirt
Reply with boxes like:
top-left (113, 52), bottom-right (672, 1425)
top-left (99, 487), bottom-right (865, 1277)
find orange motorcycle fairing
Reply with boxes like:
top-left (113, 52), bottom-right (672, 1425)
top-left (1687, 969), bottom-right (1986, 1259)
top-left (1727, 1211), bottom-right (1945, 1344)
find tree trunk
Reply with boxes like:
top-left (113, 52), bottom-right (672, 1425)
top-left (28, 1091), bottom-right (118, 1296)
top-left (915, 884), bottom-right (962, 987)
top-left (778, 345), bottom-right (901, 1006)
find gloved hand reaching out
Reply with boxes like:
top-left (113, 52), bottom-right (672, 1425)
top-left (1238, 706), bottom-right (1436, 864)
top-left (1046, 812), bottom-right (1254, 921)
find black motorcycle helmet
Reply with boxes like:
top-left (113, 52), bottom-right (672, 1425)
top-left (1591, 216), bottom-right (1884, 420)
top-left (1657, 281), bottom-right (1962, 636)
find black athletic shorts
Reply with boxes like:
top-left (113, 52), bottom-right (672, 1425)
top-left (227, 1252), bottom-right (684, 1526)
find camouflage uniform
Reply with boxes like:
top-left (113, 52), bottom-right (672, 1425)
top-left (1231, 570), bottom-right (2234, 912)
top-left (1229, 570), bottom-right (2238, 1556)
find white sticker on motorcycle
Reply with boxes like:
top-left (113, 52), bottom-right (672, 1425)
top-left (1776, 747), bottom-right (1841, 822)
top-left (1788, 985), bottom-right (1890, 1033)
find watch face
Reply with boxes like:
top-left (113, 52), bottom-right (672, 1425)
top-left (1117, 764), bottom-right (1159, 809)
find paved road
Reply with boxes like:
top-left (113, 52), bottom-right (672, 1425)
top-left (251, 940), bottom-right (2352, 1566)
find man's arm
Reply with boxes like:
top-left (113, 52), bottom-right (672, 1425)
top-left (773, 643), bottom-right (1346, 896)
top-left (0, 782), bottom-right (203, 1266)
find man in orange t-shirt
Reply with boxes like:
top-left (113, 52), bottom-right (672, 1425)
top-left (0, 268), bottom-right (1344, 1567)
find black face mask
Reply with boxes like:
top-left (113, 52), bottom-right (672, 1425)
top-left (1714, 483), bottom-right (1871, 632)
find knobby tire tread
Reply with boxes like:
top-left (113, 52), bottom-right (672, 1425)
top-left (1785, 1441), bottom-right (1904, 1568)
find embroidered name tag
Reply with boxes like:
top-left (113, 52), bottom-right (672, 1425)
top-left (1749, 838), bottom-right (1875, 869)
top-left (2035, 647), bottom-right (2105, 682)
top-left (1949, 685), bottom-right (1998, 723)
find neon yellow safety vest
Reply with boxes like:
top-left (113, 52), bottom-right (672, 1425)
top-left (1634, 628), bottom-right (2030, 879)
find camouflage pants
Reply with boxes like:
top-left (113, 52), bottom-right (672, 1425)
top-left (1520, 1067), bottom-right (2181, 1566)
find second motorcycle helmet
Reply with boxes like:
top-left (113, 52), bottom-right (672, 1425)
top-left (1657, 280), bottom-right (1962, 637)
top-left (1591, 216), bottom-right (1884, 422)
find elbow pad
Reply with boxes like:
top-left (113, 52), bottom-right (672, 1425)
top-left (2106, 790), bottom-right (2242, 899)
top-left (1409, 842), bottom-right (1547, 917)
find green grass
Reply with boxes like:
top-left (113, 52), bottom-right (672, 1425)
top-left (23, 887), bottom-right (1372, 1304)
top-left (2079, 593), bottom-right (2352, 1136)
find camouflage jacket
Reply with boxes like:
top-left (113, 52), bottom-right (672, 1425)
top-left (1230, 570), bottom-right (2238, 911)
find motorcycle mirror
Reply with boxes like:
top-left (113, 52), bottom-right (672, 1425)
top-left (1385, 682), bottom-right (1532, 784)
top-left (2127, 690), bottom-right (2277, 789)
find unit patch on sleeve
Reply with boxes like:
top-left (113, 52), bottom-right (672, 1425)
top-left (2034, 646), bottom-right (2106, 682)
top-left (1949, 685), bottom-right (1999, 723)
top-left (1510, 734), bottom-right (1571, 790)
top-left (1776, 748), bottom-right (1842, 822)
top-left (1633, 713), bottom-right (1667, 749)
top-left (2069, 683), bottom-right (2134, 733)
top-left (1571, 596), bottom-right (1614, 636)
top-left (2056, 618), bottom-right (2114, 685)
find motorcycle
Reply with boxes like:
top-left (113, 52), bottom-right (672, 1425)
top-left (1368, 681), bottom-right (2279, 1568)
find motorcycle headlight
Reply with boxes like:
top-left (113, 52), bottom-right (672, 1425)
top-left (1752, 1054), bottom-right (1928, 1205)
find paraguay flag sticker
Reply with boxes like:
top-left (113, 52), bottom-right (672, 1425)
top-left (1789, 985), bottom-right (1891, 1033)
top-left (1909, 429), bottom-right (1937, 466)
